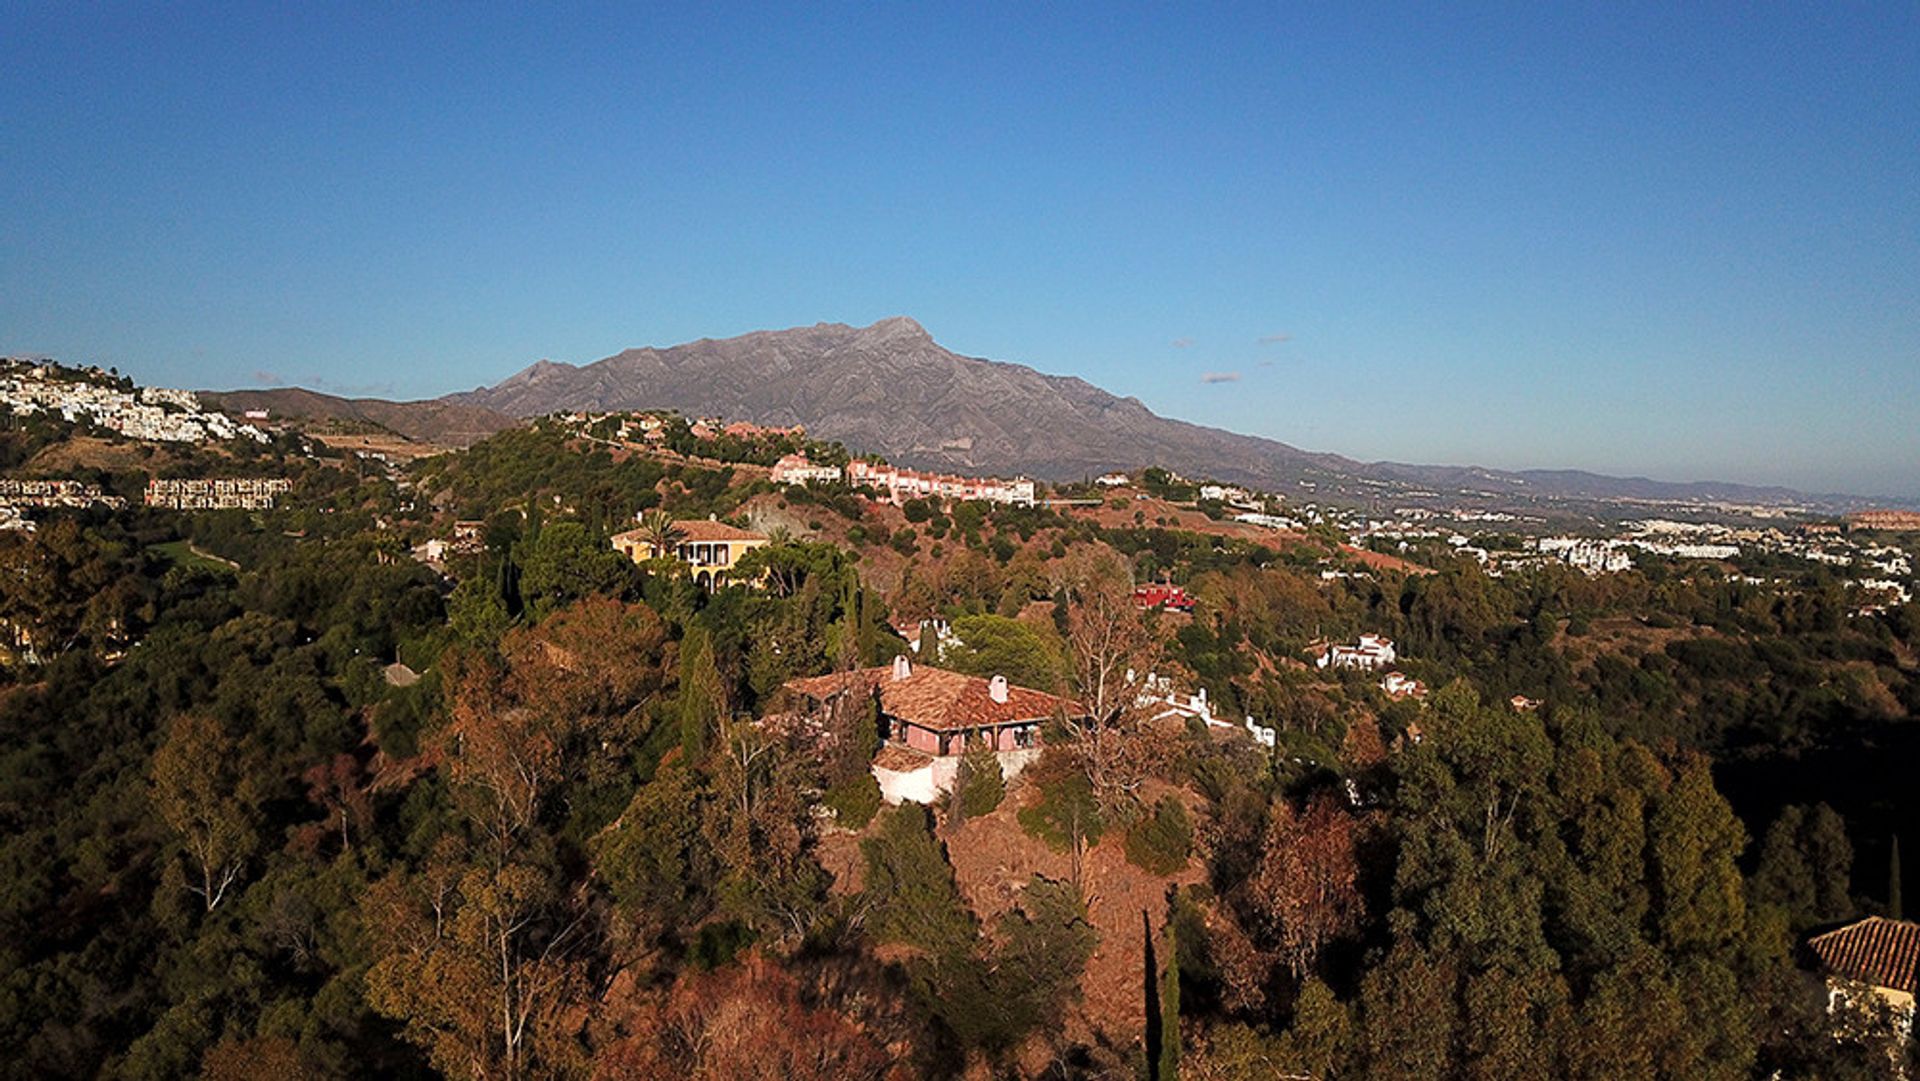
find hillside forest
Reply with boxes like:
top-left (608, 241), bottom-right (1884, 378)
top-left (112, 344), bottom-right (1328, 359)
top-left (3, 412), bottom-right (1918, 1079)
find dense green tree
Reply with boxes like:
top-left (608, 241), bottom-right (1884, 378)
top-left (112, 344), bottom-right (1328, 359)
top-left (940, 613), bottom-right (1066, 691)
top-left (150, 712), bottom-right (262, 911)
top-left (594, 763), bottom-right (709, 937)
top-left (1126, 795), bottom-right (1194, 876)
top-left (1649, 754), bottom-right (1748, 954)
top-left (517, 520), bottom-right (631, 614)
top-left (446, 572), bottom-right (510, 645)
top-left (861, 804), bottom-right (977, 957)
top-left (953, 738), bottom-right (1005, 820)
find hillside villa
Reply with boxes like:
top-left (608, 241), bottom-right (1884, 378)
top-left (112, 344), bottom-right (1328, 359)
top-left (784, 656), bottom-right (1082, 804)
top-left (611, 516), bottom-right (769, 589)
top-left (1381, 671), bottom-right (1427, 700)
top-left (1314, 634), bottom-right (1398, 671)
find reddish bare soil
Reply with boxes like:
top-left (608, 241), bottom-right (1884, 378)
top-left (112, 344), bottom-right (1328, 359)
top-left (1341, 544), bottom-right (1431, 575)
top-left (819, 775), bottom-right (1207, 1066)
top-left (1066, 493), bottom-right (1292, 544)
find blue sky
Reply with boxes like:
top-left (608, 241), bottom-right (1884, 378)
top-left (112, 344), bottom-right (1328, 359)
top-left (4, 4), bottom-right (1916, 497)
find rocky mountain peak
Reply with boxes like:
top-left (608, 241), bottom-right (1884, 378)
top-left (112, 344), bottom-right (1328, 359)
top-left (858, 315), bottom-right (931, 342)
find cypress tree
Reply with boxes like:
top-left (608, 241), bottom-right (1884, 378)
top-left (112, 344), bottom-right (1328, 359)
top-left (677, 626), bottom-right (725, 761)
top-left (1892, 835), bottom-right (1904, 922)
top-left (1159, 912), bottom-right (1181, 1081)
top-left (1143, 910), bottom-right (1162, 1080)
top-left (856, 583), bottom-right (877, 665)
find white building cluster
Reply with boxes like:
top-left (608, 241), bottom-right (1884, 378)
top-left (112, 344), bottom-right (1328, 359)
top-left (0, 479), bottom-right (126, 510)
top-left (144, 478), bottom-right (291, 510)
top-left (1381, 671), bottom-right (1427, 700)
top-left (1131, 670), bottom-right (1276, 747)
top-left (846, 459), bottom-right (1036, 506)
top-left (1317, 634), bottom-right (1398, 671)
top-left (1234, 511), bottom-right (1306, 531)
top-left (1199, 483), bottom-right (1260, 508)
top-left (769, 452), bottom-right (843, 486)
top-left (1537, 537), bottom-right (1635, 574)
top-left (0, 364), bottom-right (267, 444)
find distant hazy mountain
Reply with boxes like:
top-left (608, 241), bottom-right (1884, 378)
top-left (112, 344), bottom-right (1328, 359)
top-left (200, 388), bottom-right (516, 447)
top-left (440, 317), bottom-right (1857, 511)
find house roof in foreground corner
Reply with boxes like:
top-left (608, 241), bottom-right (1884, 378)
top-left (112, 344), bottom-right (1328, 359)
top-left (784, 664), bottom-right (1082, 731)
top-left (1809, 916), bottom-right (1920, 994)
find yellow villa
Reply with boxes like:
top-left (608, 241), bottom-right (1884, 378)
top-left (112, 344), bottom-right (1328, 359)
top-left (611, 517), bottom-right (768, 589)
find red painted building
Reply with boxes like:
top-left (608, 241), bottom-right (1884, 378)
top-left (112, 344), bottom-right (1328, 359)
top-left (1133, 583), bottom-right (1194, 612)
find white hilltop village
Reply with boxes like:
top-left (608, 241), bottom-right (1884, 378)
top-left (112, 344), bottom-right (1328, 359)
top-left (0, 360), bottom-right (294, 525)
top-left (0, 360), bottom-right (268, 444)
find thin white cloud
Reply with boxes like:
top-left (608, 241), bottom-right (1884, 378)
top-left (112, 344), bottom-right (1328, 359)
top-left (1171, 337), bottom-right (1196, 349)
top-left (1201, 371), bottom-right (1241, 384)
top-left (309, 375), bottom-right (396, 397)
top-left (1258, 333), bottom-right (1292, 345)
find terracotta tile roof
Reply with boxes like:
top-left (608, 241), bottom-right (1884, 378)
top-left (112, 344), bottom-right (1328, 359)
top-left (671, 519), bottom-right (767, 543)
top-left (1809, 917), bottom-right (1920, 993)
top-left (612, 519), bottom-right (767, 545)
top-left (873, 745), bottom-right (934, 773)
top-left (785, 664), bottom-right (1082, 732)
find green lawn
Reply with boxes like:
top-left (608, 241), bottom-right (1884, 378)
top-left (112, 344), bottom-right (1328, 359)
top-left (149, 539), bottom-right (240, 574)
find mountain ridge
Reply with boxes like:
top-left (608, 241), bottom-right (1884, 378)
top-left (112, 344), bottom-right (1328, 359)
top-left (436, 317), bottom-right (1870, 510)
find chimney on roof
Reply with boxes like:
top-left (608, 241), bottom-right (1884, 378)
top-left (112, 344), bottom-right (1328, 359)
top-left (989, 675), bottom-right (1009, 704)
top-left (892, 655), bottom-right (912, 682)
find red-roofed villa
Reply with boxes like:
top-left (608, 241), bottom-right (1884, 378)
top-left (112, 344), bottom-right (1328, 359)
top-left (785, 656), bottom-right (1083, 805)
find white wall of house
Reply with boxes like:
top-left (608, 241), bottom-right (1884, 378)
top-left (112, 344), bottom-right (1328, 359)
top-left (876, 764), bottom-right (939, 805)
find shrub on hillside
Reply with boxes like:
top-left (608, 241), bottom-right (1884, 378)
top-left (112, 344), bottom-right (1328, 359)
top-left (824, 773), bottom-right (883, 830)
top-left (1125, 795), bottom-right (1193, 875)
top-left (954, 741), bottom-right (1005, 819)
top-left (1017, 752), bottom-right (1105, 851)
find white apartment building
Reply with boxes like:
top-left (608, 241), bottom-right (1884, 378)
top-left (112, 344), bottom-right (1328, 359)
top-left (846, 459), bottom-right (1036, 506)
top-left (769, 453), bottom-right (843, 485)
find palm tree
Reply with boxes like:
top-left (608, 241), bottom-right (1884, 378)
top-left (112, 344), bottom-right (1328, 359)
top-left (637, 509), bottom-right (686, 559)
